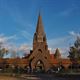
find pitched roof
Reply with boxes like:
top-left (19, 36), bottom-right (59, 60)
top-left (6, 58), bottom-right (29, 64)
top-left (61, 59), bottom-right (71, 64)
top-left (50, 54), bottom-right (71, 65)
top-left (54, 48), bottom-right (61, 58)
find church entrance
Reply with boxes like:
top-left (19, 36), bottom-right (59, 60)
top-left (35, 60), bottom-right (44, 72)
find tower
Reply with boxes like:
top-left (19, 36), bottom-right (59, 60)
top-left (33, 13), bottom-right (47, 50)
top-left (29, 13), bottom-right (52, 72)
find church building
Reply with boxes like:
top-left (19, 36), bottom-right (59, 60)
top-left (28, 13), bottom-right (71, 72)
top-left (28, 13), bottom-right (53, 72)
top-left (0, 13), bottom-right (71, 72)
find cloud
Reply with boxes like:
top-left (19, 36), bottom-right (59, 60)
top-left (69, 31), bottom-right (76, 36)
top-left (0, 31), bottom-right (79, 58)
top-left (11, 43), bottom-right (31, 58)
top-left (59, 48), bottom-right (69, 58)
top-left (0, 33), bottom-right (32, 58)
top-left (0, 34), bottom-right (17, 45)
top-left (19, 43), bottom-right (31, 52)
top-left (69, 31), bottom-right (80, 37)
top-left (48, 36), bottom-right (71, 48)
top-left (48, 36), bottom-right (69, 58)
top-left (0, 34), bottom-right (18, 58)
top-left (21, 30), bottom-right (32, 41)
top-left (0, 34), bottom-right (17, 49)
top-left (48, 32), bottom-right (78, 58)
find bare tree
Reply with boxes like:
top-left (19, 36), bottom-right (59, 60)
top-left (0, 48), bottom-right (8, 58)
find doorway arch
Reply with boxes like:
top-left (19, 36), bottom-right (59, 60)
top-left (35, 60), bottom-right (45, 72)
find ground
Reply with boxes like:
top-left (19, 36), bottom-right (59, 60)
top-left (0, 73), bottom-right (80, 80)
top-left (0, 76), bottom-right (19, 80)
top-left (19, 73), bottom-right (80, 80)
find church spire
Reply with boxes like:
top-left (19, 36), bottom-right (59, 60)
top-left (33, 12), bottom-right (47, 49)
top-left (36, 12), bottom-right (45, 36)
top-left (54, 48), bottom-right (61, 59)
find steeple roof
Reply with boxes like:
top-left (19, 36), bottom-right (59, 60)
top-left (36, 13), bottom-right (45, 36)
top-left (54, 48), bottom-right (61, 59)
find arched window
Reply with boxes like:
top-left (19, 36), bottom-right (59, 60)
top-left (38, 49), bottom-right (42, 53)
top-left (36, 60), bottom-right (43, 65)
top-left (37, 61), bottom-right (41, 64)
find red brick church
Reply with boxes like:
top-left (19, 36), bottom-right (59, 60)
top-left (0, 13), bottom-right (71, 72)
top-left (27, 13), bottom-right (71, 72)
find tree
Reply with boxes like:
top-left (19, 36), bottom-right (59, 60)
top-left (68, 35), bottom-right (80, 68)
top-left (69, 47), bottom-right (77, 60)
top-left (0, 48), bottom-right (8, 58)
top-left (74, 36), bottom-right (80, 48)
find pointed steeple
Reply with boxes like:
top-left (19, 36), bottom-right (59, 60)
top-left (54, 48), bottom-right (61, 59)
top-left (36, 13), bottom-right (45, 36)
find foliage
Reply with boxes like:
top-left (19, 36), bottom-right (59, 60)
top-left (0, 48), bottom-right (8, 58)
top-left (69, 36), bottom-right (80, 64)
